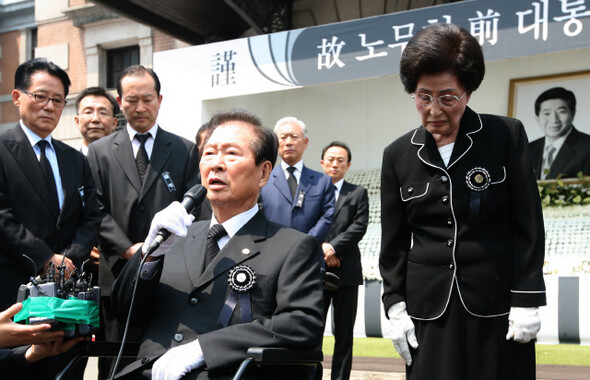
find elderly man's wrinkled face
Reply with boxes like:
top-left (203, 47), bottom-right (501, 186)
top-left (276, 121), bottom-right (308, 166)
top-left (536, 99), bottom-right (574, 141)
top-left (200, 122), bottom-right (271, 222)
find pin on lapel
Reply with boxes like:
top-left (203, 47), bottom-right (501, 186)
top-left (241, 248), bottom-right (250, 255)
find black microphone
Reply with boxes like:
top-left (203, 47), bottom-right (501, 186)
top-left (144, 184), bottom-right (207, 256)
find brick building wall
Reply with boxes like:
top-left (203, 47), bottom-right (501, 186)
top-left (0, 30), bottom-right (22, 126)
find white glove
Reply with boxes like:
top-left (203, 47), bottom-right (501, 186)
top-left (152, 339), bottom-right (206, 380)
top-left (142, 201), bottom-right (195, 257)
top-left (506, 306), bottom-right (541, 343)
top-left (387, 301), bottom-right (418, 366)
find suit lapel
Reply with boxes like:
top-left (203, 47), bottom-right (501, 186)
top-left (272, 166), bottom-right (293, 204)
top-left (113, 130), bottom-right (142, 194)
top-left (184, 222), bottom-right (209, 287)
top-left (334, 181), bottom-right (350, 218)
top-left (140, 128), bottom-right (172, 201)
top-left (298, 166), bottom-right (314, 195)
top-left (4, 126), bottom-right (60, 219)
top-left (191, 212), bottom-right (267, 290)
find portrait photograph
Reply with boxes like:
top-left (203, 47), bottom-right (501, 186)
top-left (509, 70), bottom-right (590, 180)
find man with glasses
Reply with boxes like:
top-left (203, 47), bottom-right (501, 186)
top-left (0, 58), bottom-right (100, 312)
top-left (74, 86), bottom-right (119, 156)
top-left (0, 58), bottom-right (101, 379)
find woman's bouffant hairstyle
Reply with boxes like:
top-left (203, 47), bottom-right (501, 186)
top-left (399, 23), bottom-right (485, 95)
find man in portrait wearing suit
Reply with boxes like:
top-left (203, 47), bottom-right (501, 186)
top-left (86, 65), bottom-right (199, 376)
top-left (320, 142), bottom-right (368, 380)
top-left (529, 87), bottom-right (590, 179)
top-left (74, 86), bottom-right (118, 157)
top-left (111, 109), bottom-right (324, 379)
top-left (259, 116), bottom-right (335, 245)
top-left (0, 58), bottom-right (100, 311)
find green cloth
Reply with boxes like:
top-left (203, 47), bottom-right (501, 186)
top-left (13, 297), bottom-right (99, 331)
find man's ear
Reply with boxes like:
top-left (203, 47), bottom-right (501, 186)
top-left (259, 161), bottom-right (272, 188)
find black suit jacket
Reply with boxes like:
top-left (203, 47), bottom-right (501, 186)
top-left (325, 181), bottom-right (368, 287)
top-left (0, 125), bottom-right (100, 309)
top-left (380, 107), bottom-right (546, 320)
top-left (111, 211), bottom-right (324, 378)
top-left (87, 127), bottom-right (199, 295)
top-left (529, 127), bottom-right (590, 179)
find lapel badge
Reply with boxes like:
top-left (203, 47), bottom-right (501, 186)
top-left (241, 248), bottom-right (250, 255)
top-left (465, 167), bottom-right (491, 191)
top-left (228, 265), bottom-right (256, 292)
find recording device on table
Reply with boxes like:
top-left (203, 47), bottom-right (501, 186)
top-left (16, 253), bottom-right (100, 338)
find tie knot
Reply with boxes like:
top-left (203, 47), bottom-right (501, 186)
top-left (135, 133), bottom-right (150, 144)
top-left (37, 140), bottom-right (49, 152)
top-left (207, 224), bottom-right (227, 240)
top-left (287, 166), bottom-right (296, 174)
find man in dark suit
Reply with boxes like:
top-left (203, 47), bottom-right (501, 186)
top-left (0, 58), bottom-right (100, 311)
top-left (86, 65), bottom-right (199, 376)
top-left (320, 142), bottom-right (368, 380)
top-left (259, 116), bottom-right (335, 244)
top-left (529, 87), bottom-right (590, 179)
top-left (111, 109), bottom-right (324, 379)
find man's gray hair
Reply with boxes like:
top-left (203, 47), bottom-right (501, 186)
top-left (274, 116), bottom-right (308, 137)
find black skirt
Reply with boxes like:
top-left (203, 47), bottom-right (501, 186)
top-left (407, 285), bottom-right (536, 380)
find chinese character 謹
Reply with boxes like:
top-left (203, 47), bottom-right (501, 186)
top-left (211, 50), bottom-right (237, 87)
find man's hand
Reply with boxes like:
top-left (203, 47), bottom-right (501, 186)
top-left (0, 303), bottom-right (64, 348)
top-left (25, 335), bottom-right (86, 363)
top-left (506, 307), bottom-right (541, 343)
top-left (122, 242), bottom-right (144, 261)
top-left (152, 340), bottom-right (205, 380)
top-left (43, 254), bottom-right (75, 278)
top-left (88, 247), bottom-right (100, 269)
top-left (387, 301), bottom-right (418, 366)
top-left (322, 243), bottom-right (341, 268)
top-left (142, 201), bottom-right (195, 258)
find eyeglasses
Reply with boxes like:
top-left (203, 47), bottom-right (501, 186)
top-left (411, 92), bottom-right (466, 108)
top-left (21, 90), bottom-right (67, 108)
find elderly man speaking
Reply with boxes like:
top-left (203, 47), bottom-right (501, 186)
top-left (111, 109), bottom-right (324, 380)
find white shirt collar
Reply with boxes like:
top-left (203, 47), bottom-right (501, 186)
top-left (126, 123), bottom-right (159, 141)
top-left (19, 120), bottom-right (53, 148)
top-left (280, 160), bottom-right (303, 180)
top-left (333, 178), bottom-right (344, 192)
top-left (211, 203), bottom-right (259, 249)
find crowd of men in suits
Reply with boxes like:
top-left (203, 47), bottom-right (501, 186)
top-left (0, 57), bottom-right (369, 380)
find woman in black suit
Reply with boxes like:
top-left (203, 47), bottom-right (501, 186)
top-left (379, 23), bottom-right (546, 380)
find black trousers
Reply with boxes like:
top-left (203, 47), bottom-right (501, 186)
top-left (407, 286), bottom-right (536, 380)
top-left (323, 285), bottom-right (358, 380)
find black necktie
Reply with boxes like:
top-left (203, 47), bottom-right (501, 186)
top-left (135, 134), bottom-right (150, 182)
top-left (205, 224), bottom-right (227, 267)
top-left (37, 140), bottom-right (59, 214)
top-left (287, 166), bottom-right (297, 199)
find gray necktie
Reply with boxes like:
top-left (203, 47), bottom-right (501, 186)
top-left (135, 134), bottom-right (150, 183)
top-left (205, 224), bottom-right (227, 267)
top-left (287, 166), bottom-right (298, 199)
